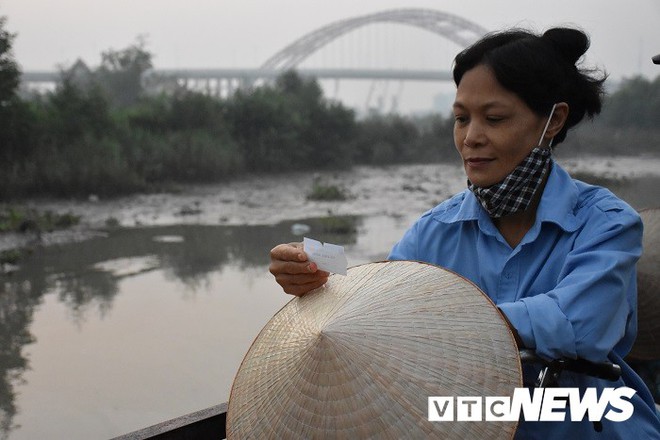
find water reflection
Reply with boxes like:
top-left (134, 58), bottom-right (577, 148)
top-left (0, 216), bottom-right (359, 439)
top-left (0, 281), bottom-right (37, 438)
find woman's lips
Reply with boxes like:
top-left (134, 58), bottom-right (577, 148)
top-left (465, 157), bottom-right (495, 168)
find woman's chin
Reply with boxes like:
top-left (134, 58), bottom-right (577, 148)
top-left (466, 173), bottom-right (500, 188)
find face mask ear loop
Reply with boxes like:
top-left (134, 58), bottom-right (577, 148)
top-left (538, 103), bottom-right (557, 148)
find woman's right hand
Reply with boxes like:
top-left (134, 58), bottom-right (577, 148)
top-left (269, 242), bottom-right (330, 296)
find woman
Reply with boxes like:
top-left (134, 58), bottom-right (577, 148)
top-left (269, 27), bottom-right (660, 438)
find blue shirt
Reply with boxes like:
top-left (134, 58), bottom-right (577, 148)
top-left (389, 162), bottom-right (660, 439)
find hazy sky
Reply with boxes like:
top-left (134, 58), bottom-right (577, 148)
top-left (2, 0), bottom-right (659, 111)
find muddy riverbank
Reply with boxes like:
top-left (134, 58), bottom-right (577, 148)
top-left (3, 156), bottom-right (660, 254)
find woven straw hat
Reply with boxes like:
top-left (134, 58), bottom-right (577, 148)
top-left (227, 261), bottom-right (521, 439)
top-left (629, 208), bottom-right (660, 360)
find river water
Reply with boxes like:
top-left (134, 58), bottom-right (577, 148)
top-left (1, 157), bottom-right (660, 439)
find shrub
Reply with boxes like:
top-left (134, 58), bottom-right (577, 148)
top-left (306, 183), bottom-right (349, 201)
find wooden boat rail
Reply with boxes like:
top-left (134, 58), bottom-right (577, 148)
top-left (110, 402), bottom-right (227, 440)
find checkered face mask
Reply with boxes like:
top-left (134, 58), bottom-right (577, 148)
top-left (468, 104), bottom-right (557, 218)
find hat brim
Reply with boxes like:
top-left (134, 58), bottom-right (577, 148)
top-left (227, 261), bottom-right (521, 439)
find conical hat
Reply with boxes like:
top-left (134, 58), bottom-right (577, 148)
top-left (629, 208), bottom-right (660, 360)
top-left (227, 261), bottom-right (521, 439)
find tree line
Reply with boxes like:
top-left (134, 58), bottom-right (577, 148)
top-left (0, 17), bottom-right (658, 200)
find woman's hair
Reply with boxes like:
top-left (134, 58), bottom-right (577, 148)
top-left (453, 27), bottom-right (606, 145)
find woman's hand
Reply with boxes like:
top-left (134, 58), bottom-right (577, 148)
top-left (269, 242), bottom-right (330, 296)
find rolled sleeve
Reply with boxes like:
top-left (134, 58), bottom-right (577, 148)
top-left (499, 204), bottom-right (642, 362)
top-left (498, 298), bottom-right (576, 358)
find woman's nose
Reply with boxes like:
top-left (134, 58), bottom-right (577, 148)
top-left (463, 122), bottom-right (484, 148)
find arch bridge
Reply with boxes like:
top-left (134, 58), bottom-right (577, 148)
top-left (22, 9), bottom-right (488, 110)
top-left (261, 8), bottom-right (486, 72)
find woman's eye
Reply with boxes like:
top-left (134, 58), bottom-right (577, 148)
top-left (486, 116), bottom-right (504, 123)
top-left (454, 115), bottom-right (468, 124)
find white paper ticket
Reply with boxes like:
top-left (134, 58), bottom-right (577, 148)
top-left (303, 237), bottom-right (348, 276)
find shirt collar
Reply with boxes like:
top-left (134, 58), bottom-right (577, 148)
top-left (433, 162), bottom-right (580, 233)
top-left (534, 162), bottom-right (580, 232)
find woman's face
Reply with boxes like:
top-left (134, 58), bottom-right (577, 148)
top-left (453, 64), bottom-right (548, 188)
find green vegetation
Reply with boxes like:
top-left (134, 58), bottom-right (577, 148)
top-left (353, 113), bottom-right (454, 164)
top-left (0, 249), bottom-right (23, 265)
top-left (0, 16), bottom-right (658, 201)
top-left (599, 76), bottom-right (660, 130)
top-left (104, 217), bottom-right (120, 228)
top-left (317, 215), bottom-right (358, 234)
top-left (306, 182), bottom-right (350, 201)
top-left (0, 206), bottom-right (80, 233)
top-left (0, 17), bottom-right (20, 106)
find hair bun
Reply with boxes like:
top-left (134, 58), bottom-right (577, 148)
top-left (542, 27), bottom-right (589, 64)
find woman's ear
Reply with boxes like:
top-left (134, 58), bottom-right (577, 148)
top-left (546, 102), bottom-right (569, 139)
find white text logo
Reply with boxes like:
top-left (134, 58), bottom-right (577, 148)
top-left (428, 387), bottom-right (636, 422)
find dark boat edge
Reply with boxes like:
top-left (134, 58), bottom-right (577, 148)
top-left (109, 402), bottom-right (227, 440)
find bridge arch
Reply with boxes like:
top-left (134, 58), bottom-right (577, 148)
top-left (261, 8), bottom-right (489, 71)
